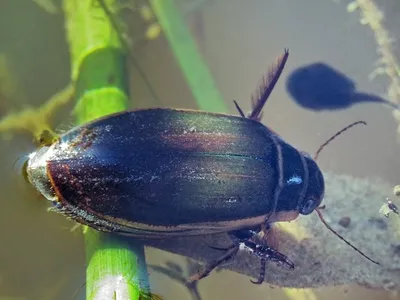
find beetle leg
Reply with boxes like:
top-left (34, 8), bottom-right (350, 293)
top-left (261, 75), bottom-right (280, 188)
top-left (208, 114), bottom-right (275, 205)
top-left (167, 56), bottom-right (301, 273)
top-left (248, 49), bottom-right (289, 122)
top-left (187, 227), bottom-right (294, 284)
top-left (208, 245), bottom-right (233, 251)
top-left (187, 231), bottom-right (251, 283)
top-left (229, 227), bottom-right (262, 241)
top-left (186, 244), bottom-right (239, 284)
top-left (230, 228), bottom-right (295, 284)
top-left (233, 100), bottom-right (246, 117)
top-left (238, 238), bottom-right (294, 279)
top-left (250, 258), bottom-right (266, 284)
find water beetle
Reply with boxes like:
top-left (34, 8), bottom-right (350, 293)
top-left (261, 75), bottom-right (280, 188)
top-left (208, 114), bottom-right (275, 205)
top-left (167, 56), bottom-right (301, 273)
top-left (23, 49), bottom-right (378, 284)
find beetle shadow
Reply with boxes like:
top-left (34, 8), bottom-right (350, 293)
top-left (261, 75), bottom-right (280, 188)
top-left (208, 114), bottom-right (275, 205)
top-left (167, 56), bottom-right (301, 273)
top-left (285, 62), bottom-right (399, 111)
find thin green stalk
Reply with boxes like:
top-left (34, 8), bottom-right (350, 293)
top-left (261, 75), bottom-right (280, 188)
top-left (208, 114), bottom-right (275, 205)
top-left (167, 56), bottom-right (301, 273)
top-left (149, 0), bottom-right (227, 113)
top-left (62, 1), bottom-right (148, 299)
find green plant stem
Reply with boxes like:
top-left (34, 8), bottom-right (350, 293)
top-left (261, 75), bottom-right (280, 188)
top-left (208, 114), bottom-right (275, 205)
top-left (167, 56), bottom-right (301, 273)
top-left (149, 0), bottom-right (227, 113)
top-left (62, 1), bottom-right (148, 299)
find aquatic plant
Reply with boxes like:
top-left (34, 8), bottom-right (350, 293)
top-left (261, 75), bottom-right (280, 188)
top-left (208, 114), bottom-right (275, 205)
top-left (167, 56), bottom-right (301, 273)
top-left (346, 0), bottom-right (400, 135)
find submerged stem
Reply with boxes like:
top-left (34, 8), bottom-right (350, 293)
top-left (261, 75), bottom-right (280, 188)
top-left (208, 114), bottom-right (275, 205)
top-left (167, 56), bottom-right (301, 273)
top-left (62, 0), bottom-right (149, 299)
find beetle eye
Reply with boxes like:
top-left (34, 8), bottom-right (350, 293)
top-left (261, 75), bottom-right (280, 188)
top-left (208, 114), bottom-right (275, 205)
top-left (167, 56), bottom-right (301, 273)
top-left (299, 198), bottom-right (317, 215)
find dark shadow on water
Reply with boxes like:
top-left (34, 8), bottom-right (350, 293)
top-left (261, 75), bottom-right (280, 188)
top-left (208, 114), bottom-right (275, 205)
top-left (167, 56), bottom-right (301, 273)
top-left (286, 62), bottom-right (399, 111)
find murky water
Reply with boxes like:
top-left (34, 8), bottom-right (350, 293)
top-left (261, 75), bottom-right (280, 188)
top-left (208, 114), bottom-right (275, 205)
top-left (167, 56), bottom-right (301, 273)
top-left (0, 0), bottom-right (399, 299)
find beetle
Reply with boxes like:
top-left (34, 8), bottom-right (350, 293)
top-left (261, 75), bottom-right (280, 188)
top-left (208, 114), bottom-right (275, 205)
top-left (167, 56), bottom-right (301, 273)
top-left (23, 49), bottom-right (378, 284)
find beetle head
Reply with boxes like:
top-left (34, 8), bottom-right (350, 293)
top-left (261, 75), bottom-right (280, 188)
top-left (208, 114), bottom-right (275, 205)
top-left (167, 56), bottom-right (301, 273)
top-left (297, 121), bottom-right (379, 265)
top-left (296, 120), bottom-right (366, 216)
top-left (298, 152), bottom-right (325, 215)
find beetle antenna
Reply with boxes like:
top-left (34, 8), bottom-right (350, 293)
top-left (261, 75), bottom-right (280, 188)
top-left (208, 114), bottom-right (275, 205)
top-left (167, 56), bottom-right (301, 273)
top-left (248, 49), bottom-right (290, 122)
top-left (313, 121), bottom-right (377, 264)
top-left (313, 121), bottom-right (367, 161)
top-left (315, 207), bottom-right (379, 265)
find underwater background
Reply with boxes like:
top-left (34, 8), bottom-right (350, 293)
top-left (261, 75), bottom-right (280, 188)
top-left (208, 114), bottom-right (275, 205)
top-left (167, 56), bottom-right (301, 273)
top-left (0, 0), bottom-right (399, 299)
